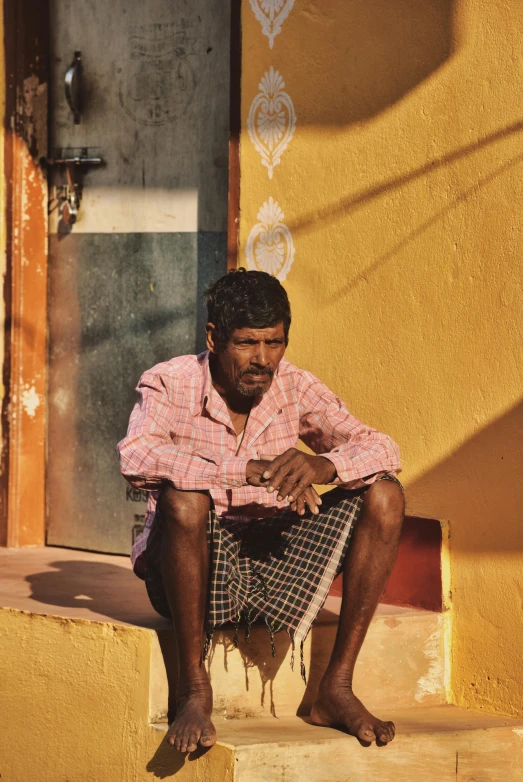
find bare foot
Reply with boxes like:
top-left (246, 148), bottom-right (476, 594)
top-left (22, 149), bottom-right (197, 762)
top-left (167, 675), bottom-right (217, 754)
top-left (310, 679), bottom-right (395, 746)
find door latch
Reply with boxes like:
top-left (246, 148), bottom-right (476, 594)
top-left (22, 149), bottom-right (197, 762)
top-left (42, 148), bottom-right (104, 225)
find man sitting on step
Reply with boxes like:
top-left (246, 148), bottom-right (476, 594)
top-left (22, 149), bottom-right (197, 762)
top-left (117, 269), bottom-right (404, 754)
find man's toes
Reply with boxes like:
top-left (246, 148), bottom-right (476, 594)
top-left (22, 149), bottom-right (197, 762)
top-left (377, 725), bottom-right (390, 741)
top-left (382, 721), bottom-right (395, 741)
top-left (200, 724), bottom-right (217, 747)
top-left (167, 724), bottom-right (179, 748)
top-left (357, 724), bottom-right (376, 743)
top-left (377, 721), bottom-right (394, 744)
top-left (175, 727), bottom-right (187, 753)
top-left (186, 728), bottom-right (200, 754)
top-left (180, 728), bottom-right (194, 753)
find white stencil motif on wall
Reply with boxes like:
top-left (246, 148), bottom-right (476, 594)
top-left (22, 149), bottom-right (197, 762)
top-left (248, 67), bottom-right (296, 179)
top-left (249, 0), bottom-right (295, 49)
top-left (246, 197), bottom-right (295, 281)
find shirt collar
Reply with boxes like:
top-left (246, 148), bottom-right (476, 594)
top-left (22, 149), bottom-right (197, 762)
top-left (191, 351), bottom-right (213, 416)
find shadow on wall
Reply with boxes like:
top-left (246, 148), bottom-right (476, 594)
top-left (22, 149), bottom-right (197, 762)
top-left (289, 0), bottom-right (455, 127)
top-left (406, 399), bottom-right (523, 553)
top-left (285, 118), bottom-right (523, 249)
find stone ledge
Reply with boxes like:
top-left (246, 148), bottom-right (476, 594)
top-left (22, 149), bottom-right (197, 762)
top-left (151, 706), bottom-right (523, 782)
top-left (0, 547), bottom-right (447, 723)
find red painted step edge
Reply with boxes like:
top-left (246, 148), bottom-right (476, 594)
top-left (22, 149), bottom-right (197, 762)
top-left (330, 516), bottom-right (443, 612)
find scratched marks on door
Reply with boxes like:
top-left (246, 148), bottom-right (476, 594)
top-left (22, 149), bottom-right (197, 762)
top-left (119, 20), bottom-right (198, 126)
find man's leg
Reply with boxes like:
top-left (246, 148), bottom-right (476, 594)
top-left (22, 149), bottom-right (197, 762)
top-left (158, 484), bottom-right (216, 753)
top-left (311, 479), bottom-right (405, 745)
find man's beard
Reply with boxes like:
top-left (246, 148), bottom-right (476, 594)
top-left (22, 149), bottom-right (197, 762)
top-left (234, 366), bottom-right (274, 397)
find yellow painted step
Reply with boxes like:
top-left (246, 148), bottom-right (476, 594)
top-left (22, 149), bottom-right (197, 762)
top-left (150, 706), bottom-right (523, 782)
top-left (150, 600), bottom-right (446, 721)
top-left (0, 547), bottom-right (446, 724)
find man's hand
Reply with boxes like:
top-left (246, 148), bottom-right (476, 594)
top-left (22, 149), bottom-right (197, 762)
top-left (246, 457), bottom-right (325, 515)
top-left (289, 485), bottom-right (322, 516)
top-left (246, 458), bottom-right (273, 487)
top-left (260, 448), bottom-right (336, 503)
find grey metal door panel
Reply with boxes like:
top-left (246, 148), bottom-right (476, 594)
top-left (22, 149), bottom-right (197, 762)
top-left (49, 0), bottom-right (230, 228)
top-left (47, 0), bottom-right (230, 553)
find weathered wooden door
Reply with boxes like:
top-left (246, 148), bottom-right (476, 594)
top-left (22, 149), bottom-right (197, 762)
top-left (47, 0), bottom-right (231, 553)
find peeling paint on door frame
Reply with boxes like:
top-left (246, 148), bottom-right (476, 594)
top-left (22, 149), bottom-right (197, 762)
top-left (1, 0), bottom-right (49, 546)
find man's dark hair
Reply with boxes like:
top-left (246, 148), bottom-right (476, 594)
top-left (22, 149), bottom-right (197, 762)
top-left (205, 269), bottom-right (291, 347)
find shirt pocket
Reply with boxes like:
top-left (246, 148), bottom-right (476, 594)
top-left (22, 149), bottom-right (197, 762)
top-left (254, 405), bottom-right (300, 456)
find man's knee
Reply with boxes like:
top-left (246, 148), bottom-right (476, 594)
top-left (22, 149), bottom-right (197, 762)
top-left (361, 479), bottom-right (404, 542)
top-left (158, 484), bottom-right (211, 532)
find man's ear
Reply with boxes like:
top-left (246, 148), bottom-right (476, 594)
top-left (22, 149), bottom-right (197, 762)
top-left (206, 323), bottom-right (217, 353)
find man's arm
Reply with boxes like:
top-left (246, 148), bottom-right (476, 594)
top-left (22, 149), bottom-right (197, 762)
top-left (258, 372), bottom-right (401, 502)
top-left (299, 372), bottom-right (401, 485)
top-left (117, 370), bottom-right (250, 492)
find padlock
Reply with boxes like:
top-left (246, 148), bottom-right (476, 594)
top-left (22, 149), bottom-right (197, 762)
top-left (63, 200), bottom-right (78, 225)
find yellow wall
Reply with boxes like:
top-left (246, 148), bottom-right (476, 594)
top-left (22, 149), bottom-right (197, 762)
top-left (0, 609), bottom-right (235, 781)
top-left (240, 0), bottom-right (523, 716)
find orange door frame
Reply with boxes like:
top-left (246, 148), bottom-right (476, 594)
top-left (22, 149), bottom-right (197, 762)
top-left (1, 0), bottom-right (49, 546)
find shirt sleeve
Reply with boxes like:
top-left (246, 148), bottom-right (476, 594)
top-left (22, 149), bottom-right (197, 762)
top-left (298, 373), bottom-right (401, 488)
top-left (116, 371), bottom-right (250, 491)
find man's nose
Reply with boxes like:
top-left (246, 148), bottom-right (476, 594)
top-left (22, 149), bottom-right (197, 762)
top-left (252, 344), bottom-right (269, 366)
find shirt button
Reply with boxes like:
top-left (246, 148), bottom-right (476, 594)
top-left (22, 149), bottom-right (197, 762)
top-left (231, 480), bottom-right (239, 487)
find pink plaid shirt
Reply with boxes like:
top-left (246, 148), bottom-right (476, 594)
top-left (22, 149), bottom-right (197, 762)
top-left (117, 352), bottom-right (401, 572)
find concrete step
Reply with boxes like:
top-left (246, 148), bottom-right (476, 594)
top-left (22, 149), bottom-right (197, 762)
top-left (0, 546), bottom-right (447, 724)
top-left (150, 706), bottom-right (523, 782)
top-left (150, 597), bottom-right (446, 721)
top-left (3, 549), bottom-right (517, 782)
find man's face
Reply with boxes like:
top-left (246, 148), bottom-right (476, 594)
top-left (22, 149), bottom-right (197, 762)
top-left (209, 322), bottom-right (286, 397)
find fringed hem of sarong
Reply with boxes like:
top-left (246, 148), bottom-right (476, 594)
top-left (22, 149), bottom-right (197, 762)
top-left (202, 611), bottom-right (310, 684)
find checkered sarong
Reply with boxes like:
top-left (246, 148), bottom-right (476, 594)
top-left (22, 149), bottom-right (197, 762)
top-left (143, 477), bottom-right (400, 678)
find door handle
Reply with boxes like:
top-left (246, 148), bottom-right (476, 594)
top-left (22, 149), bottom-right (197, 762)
top-left (65, 51), bottom-right (82, 124)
